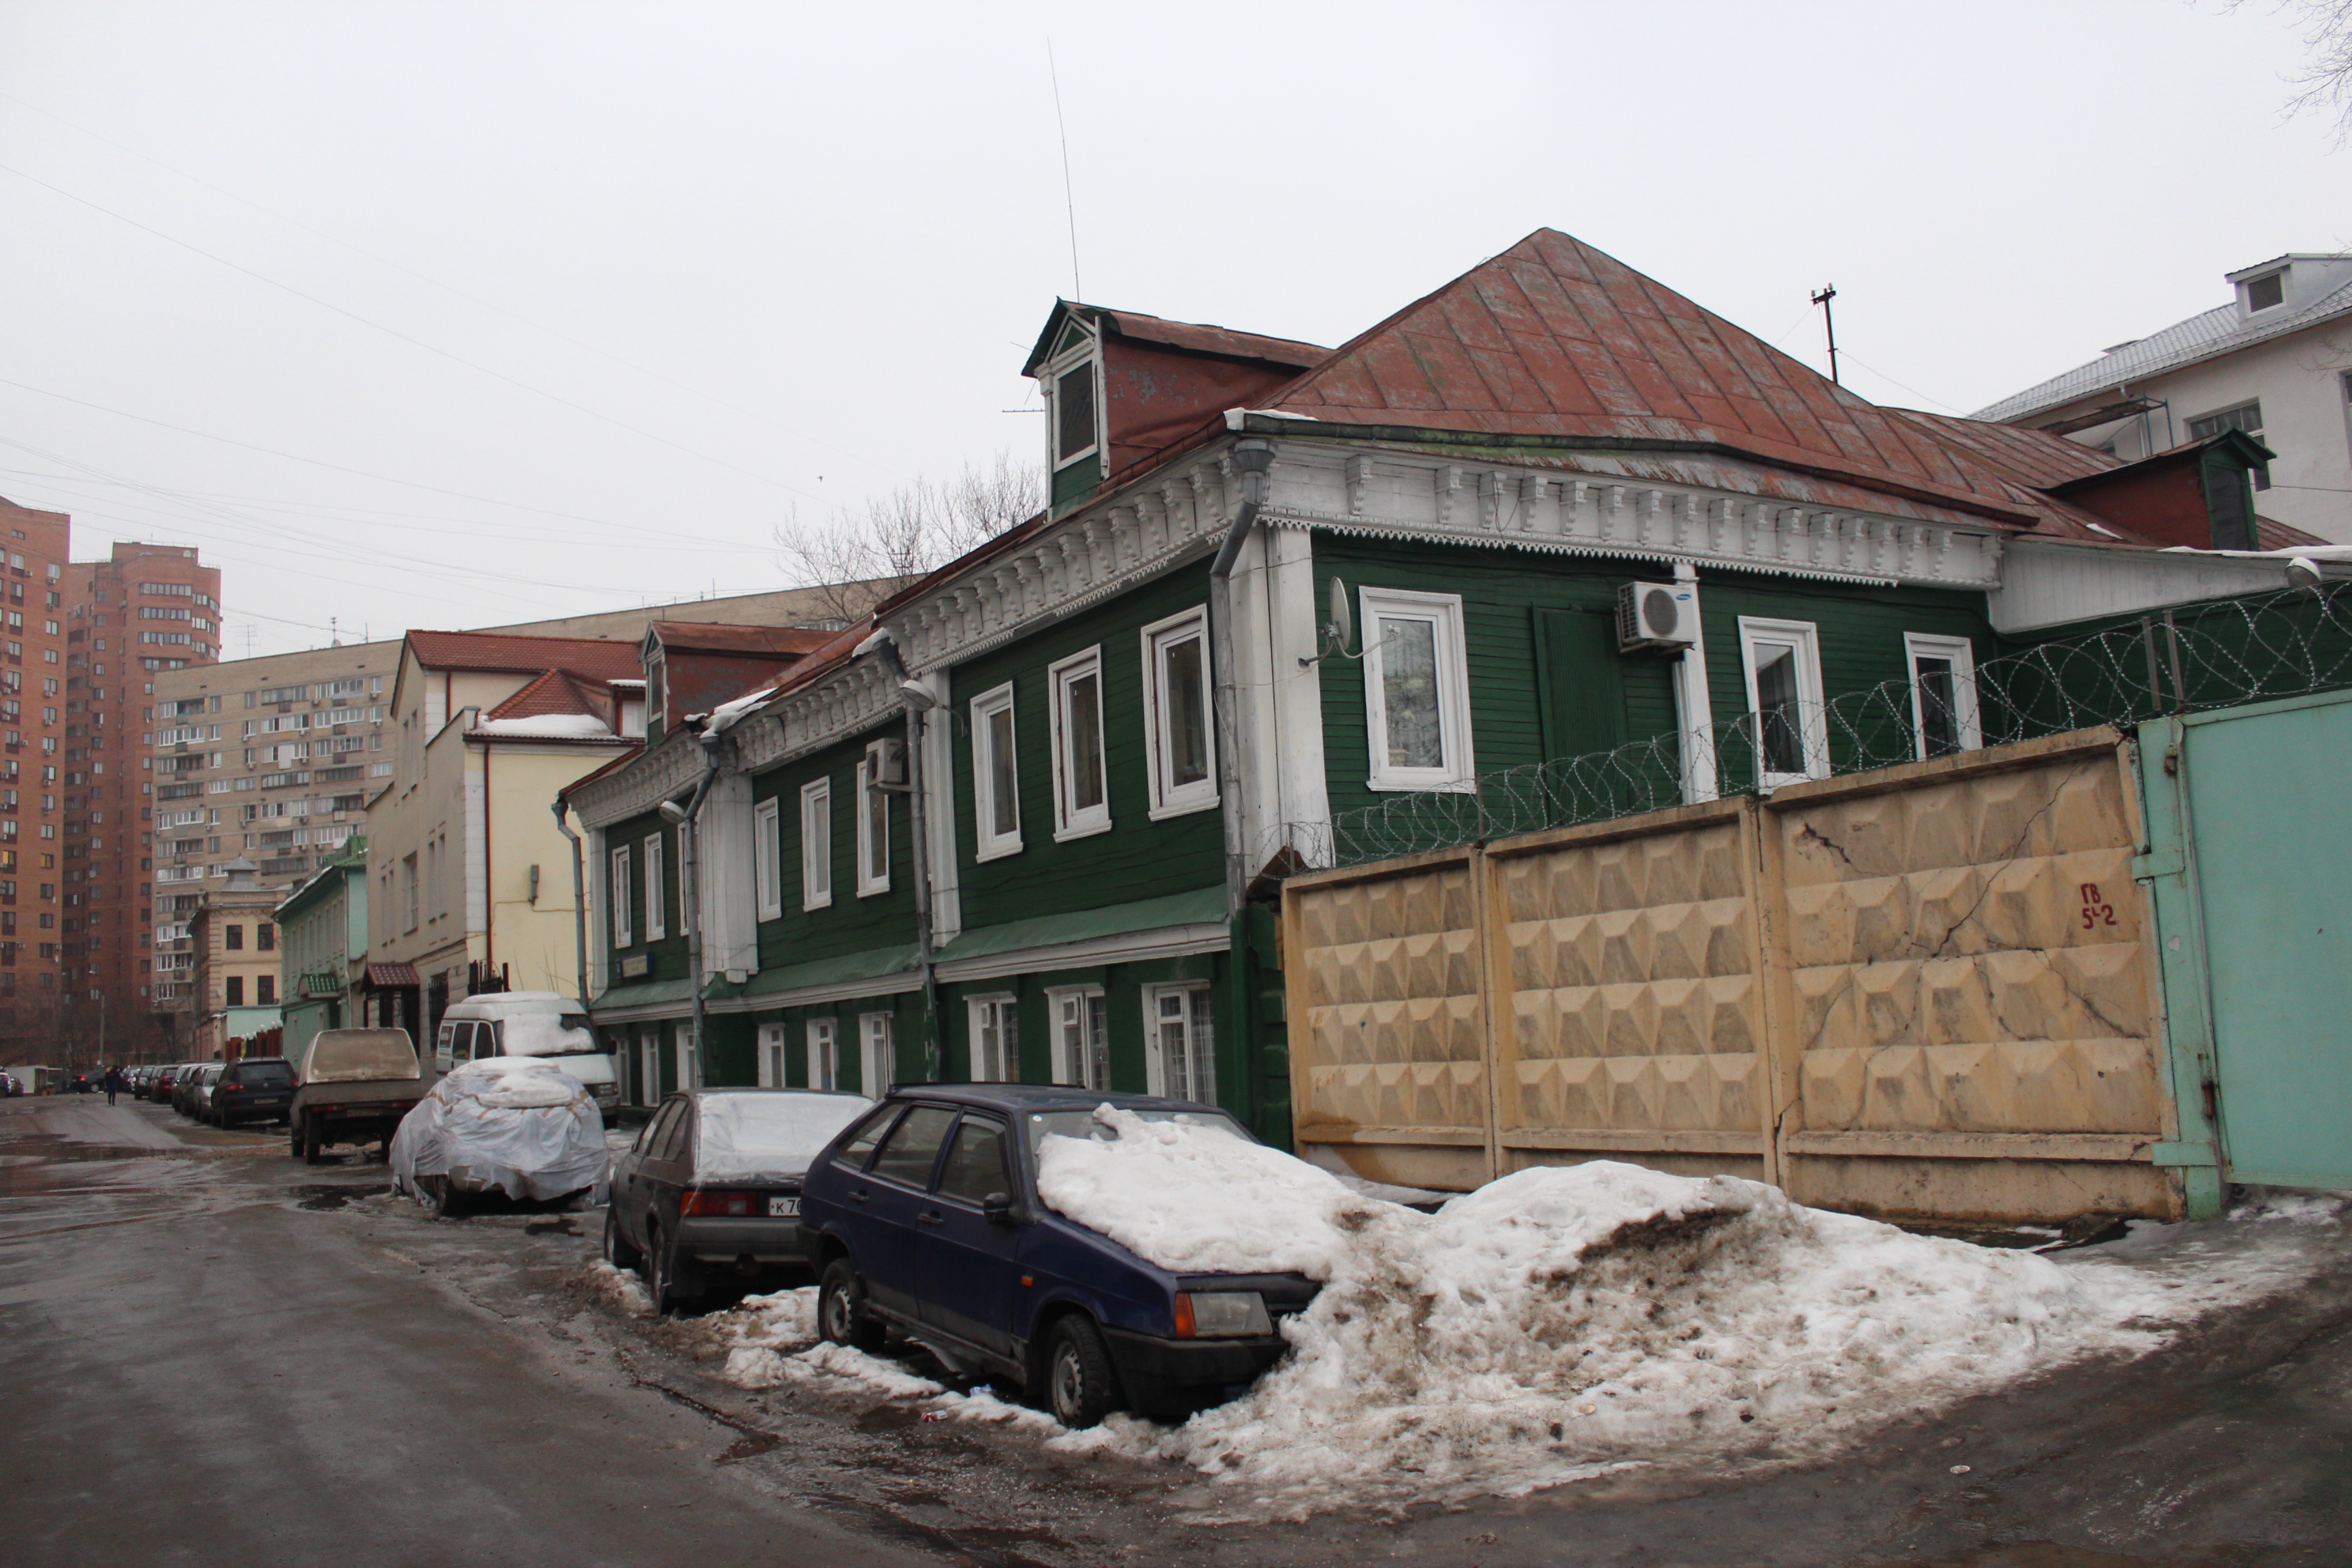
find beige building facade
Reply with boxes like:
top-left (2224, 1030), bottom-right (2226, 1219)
top-left (364, 632), bottom-right (642, 1036)
top-left (148, 641), bottom-right (400, 1041)
top-left (187, 860), bottom-right (286, 1061)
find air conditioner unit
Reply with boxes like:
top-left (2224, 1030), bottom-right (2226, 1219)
top-left (1616, 582), bottom-right (1697, 652)
top-left (866, 736), bottom-right (908, 788)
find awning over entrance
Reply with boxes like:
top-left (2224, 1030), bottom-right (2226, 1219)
top-left (364, 962), bottom-right (421, 988)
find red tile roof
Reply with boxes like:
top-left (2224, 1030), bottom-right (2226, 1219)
top-left (478, 668), bottom-right (608, 725)
top-left (1024, 304), bottom-right (1326, 377)
top-left (649, 621), bottom-right (838, 657)
top-left (1258, 229), bottom-right (2048, 528)
top-left (406, 630), bottom-right (643, 683)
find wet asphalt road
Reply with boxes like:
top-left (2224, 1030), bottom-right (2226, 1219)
top-left (3, 1094), bottom-right (2349, 1568)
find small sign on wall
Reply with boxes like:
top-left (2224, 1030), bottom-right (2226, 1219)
top-left (618, 953), bottom-right (651, 979)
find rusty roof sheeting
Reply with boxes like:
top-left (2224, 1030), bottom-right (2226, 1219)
top-left (405, 630), bottom-right (643, 683)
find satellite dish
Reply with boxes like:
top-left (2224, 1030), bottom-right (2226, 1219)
top-left (1328, 578), bottom-right (1354, 654)
top-left (2285, 556), bottom-right (2323, 593)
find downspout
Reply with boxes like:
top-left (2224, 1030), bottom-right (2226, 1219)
top-left (549, 794), bottom-right (588, 1011)
top-left (866, 633), bottom-right (939, 1081)
top-left (1209, 438), bottom-right (1276, 912)
top-left (662, 729), bottom-right (724, 1088)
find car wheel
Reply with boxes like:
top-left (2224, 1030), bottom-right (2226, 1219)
top-left (433, 1177), bottom-right (467, 1220)
top-left (645, 1224), bottom-right (679, 1315)
top-left (1043, 1315), bottom-right (1120, 1430)
top-left (302, 1123), bottom-right (325, 1166)
top-left (602, 1205), bottom-right (642, 1272)
top-left (817, 1258), bottom-right (887, 1353)
top-left (289, 1122), bottom-right (304, 1160)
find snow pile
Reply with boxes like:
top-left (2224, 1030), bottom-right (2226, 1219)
top-left (1037, 1117), bottom-right (2212, 1520)
top-left (585, 1259), bottom-right (652, 1316)
top-left (472, 713), bottom-right (615, 739)
top-left (1034, 1106), bottom-right (1371, 1279)
top-left (699, 1288), bottom-right (942, 1398)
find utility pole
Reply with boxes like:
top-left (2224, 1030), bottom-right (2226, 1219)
top-left (1811, 284), bottom-right (1841, 386)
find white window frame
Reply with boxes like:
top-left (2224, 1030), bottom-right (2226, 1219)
top-left (1140, 607), bottom-right (1218, 819)
top-left (860, 1012), bottom-right (894, 1094)
top-left (757, 1022), bottom-right (787, 1088)
top-left (855, 757), bottom-right (890, 897)
top-left (1042, 320), bottom-right (1102, 476)
top-left (1903, 633), bottom-right (1982, 760)
top-left (753, 798), bottom-right (781, 920)
top-left (1144, 983), bottom-right (1215, 1104)
top-left (608, 845), bottom-right (632, 948)
top-left (1360, 587), bottom-right (1476, 793)
top-left (968, 682), bottom-right (1023, 861)
top-left (1047, 646), bottom-right (1112, 840)
top-left (642, 832), bottom-right (666, 941)
top-left (637, 1032), bottom-right (658, 1104)
top-left (799, 778), bottom-right (832, 911)
top-left (1049, 985), bottom-right (1111, 1090)
top-left (968, 994), bottom-right (1018, 1082)
top-left (1737, 615), bottom-right (1831, 790)
top-left (805, 1017), bottom-right (836, 1092)
top-left (674, 1024), bottom-right (700, 1094)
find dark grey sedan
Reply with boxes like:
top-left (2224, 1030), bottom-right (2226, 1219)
top-left (604, 1088), bottom-right (872, 1313)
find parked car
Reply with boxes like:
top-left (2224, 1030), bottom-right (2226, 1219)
top-left (208, 1058), bottom-right (295, 1128)
top-left (0, 1071), bottom-right (18, 1097)
top-left (390, 1058), bottom-right (610, 1218)
top-left (798, 1085), bottom-right (1319, 1428)
top-left (175, 1064), bottom-right (223, 1119)
top-left (432, 992), bottom-right (619, 1115)
top-left (606, 1088), bottom-right (873, 1309)
top-left (151, 1065), bottom-right (193, 1104)
top-left (289, 1029), bottom-right (425, 1164)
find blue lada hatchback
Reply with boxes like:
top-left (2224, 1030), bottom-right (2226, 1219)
top-left (798, 1084), bottom-right (1318, 1427)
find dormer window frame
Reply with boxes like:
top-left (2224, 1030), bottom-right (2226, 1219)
top-left (1041, 317), bottom-right (1105, 476)
top-left (2242, 270), bottom-right (2287, 314)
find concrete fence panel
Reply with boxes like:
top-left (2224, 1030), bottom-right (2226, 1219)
top-left (1284, 727), bottom-right (2191, 1224)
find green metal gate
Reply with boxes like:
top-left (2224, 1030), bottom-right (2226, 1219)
top-left (2139, 689), bottom-right (2352, 1195)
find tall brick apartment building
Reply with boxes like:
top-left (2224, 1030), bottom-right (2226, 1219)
top-left (61, 542), bottom-right (222, 1062)
top-left (0, 497), bottom-right (80, 1068)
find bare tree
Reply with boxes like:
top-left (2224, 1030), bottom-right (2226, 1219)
top-left (774, 449), bottom-right (1044, 623)
top-left (2244, 0), bottom-right (2352, 138)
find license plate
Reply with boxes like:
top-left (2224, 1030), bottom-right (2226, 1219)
top-left (768, 1196), bottom-right (799, 1218)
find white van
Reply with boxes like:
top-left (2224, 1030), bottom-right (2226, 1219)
top-left (433, 992), bottom-right (618, 1114)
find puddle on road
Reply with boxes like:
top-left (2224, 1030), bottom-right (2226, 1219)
top-left (294, 1184), bottom-right (392, 1211)
top-left (1859, 1546), bottom-right (2160, 1568)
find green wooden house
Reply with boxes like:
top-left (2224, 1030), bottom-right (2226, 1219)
top-left (564, 228), bottom-right (2319, 1140)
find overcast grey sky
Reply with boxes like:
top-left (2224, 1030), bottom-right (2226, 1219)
top-left (1, 1), bottom-right (2343, 657)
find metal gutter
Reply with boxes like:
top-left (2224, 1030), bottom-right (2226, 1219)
top-left (1209, 439), bottom-right (1276, 911)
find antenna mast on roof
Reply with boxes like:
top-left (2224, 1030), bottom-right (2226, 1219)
top-left (1048, 39), bottom-right (1082, 301)
top-left (1810, 284), bottom-right (1840, 386)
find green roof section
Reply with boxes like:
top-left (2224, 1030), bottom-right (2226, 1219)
top-left (587, 976), bottom-right (700, 1014)
top-left (736, 943), bottom-right (923, 1000)
top-left (933, 885), bottom-right (1226, 964)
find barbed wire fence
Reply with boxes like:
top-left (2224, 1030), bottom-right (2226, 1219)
top-left (1302, 578), bottom-right (2352, 870)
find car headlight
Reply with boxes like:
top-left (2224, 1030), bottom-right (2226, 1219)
top-left (1174, 1291), bottom-right (1273, 1338)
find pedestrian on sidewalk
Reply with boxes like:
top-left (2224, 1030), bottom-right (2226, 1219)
top-left (103, 1065), bottom-right (123, 1105)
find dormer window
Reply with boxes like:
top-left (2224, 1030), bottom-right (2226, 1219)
top-left (1056, 360), bottom-right (1097, 465)
top-left (2244, 272), bottom-right (2285, 312)
top-left (644, 654), bottom-right (666, 737)
top-left (1041, 316), bottom-right (1103, 512)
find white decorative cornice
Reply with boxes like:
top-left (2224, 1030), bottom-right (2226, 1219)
top-left (1252, 444), bottom-right (2004, 590)
top-left (735, 655), bottom-right (898, 774)
top-left (568, 732), bottom-right (702, 830)
top-left (877, 455), bottom-right (1240, 678)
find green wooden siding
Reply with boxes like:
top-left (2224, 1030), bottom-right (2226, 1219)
top-left (1313, 535), bottom-right (1995, 816)
top-left (602, 809), bottom-right (687, 987)
top-left (947, 568), bottom-right (1224, 933)
top-left (749, 721), bottom-right (920, 972)
top-left (1690, 571), bottom-right (1993, 792)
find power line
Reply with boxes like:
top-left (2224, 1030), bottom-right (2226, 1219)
top-left (1047, 40), bottom-right (1083, 301)
top-left (0, 88), bottom-right (875, 471)
top-left (0, 159), bottom-right (830, 503)
top-left (0, 375), bottom-right (791, 546)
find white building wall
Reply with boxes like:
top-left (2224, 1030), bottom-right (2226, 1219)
top-left (2037, 323), bottom-right (2352, 544)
